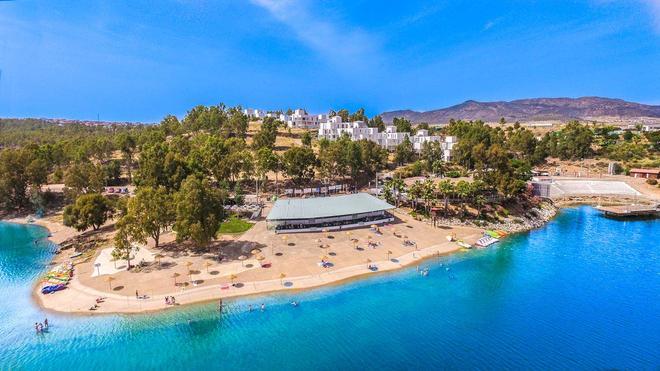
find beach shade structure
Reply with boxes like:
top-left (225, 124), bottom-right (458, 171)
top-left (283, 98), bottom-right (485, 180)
top-left (238, 255), bottom-right (248, 266)
top-left (171, 272), bottom-right (180, 286)
top-left (256, 255), bottom-right (266, 261)
top-left (184, 262), bottom-right (194, 280)
top-left (250, 249), bottom-right (261, 255)
top-left (105, 276), bottom-right (115, 290)
top-left (387, 250), bottom-right (393, 260)
top-left (154, 253), bottom-right (164, 267)
top-left (366, 258), bottom-right (372, 269)
top-left (204, 261), bottom-right (213, 273)
top-left (230, 274), bottom-right (238, 284)
top-left (279, 273), bottom-right (286, 285)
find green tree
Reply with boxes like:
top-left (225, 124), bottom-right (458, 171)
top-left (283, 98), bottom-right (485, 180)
top-left (252, 117), bottom-right (279, 149)
top-left (63, 194), bottom-right (113, 231)
top-left (113, 215), bottom-right (140, 269)
top-left (301, 131), bottom-right (313, 147)
top-left (0, 148), bottom-right (48, 210)
top-left (63, 162), bottom-right (106, 200)
top-left (174, 176), bottom-right (225, 247)
top-left (395, 136), bottom-right (415, 165)
top-left (436, 179), bottom-right (454, 216)
top-left (383, 177), bottom-right (405, 207)
top-left (116, 132), bottom-right (136, 183)
top-left (368, 115), bottom-right (386, 131)
top-left (124, 187), bottom-right (175, 248)
top-left (282, 146), bottom-right (317, 186)
top-left (393, 117), bottom-right (413, 133)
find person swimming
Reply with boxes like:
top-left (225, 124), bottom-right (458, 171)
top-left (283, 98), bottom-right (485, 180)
top-left (291, 301), bottom-right (298, 307)
top-left (260, 303), bottom-right (265, 311)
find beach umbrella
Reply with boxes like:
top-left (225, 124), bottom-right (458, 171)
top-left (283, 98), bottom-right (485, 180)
top-left (184, 261), bottom-right (193, 280)
top-left (230, 274), bottom-right (238, 284)
top-left (105, 276), bottom-right (115, 290)
top-left (238, 255), bottom-right (248, 266)
top-left (387, 250), bottom-right (393, 260)
top-left (154, 253), bottom-right (164, 267)
top-left (365, 258), bottom-right (372, 269)
top-left (204, 261), bottom-right (213, 273)
top-left (279, 273), bottom-right (286, 285)
top-left (256, 255), bottom-right (266, 261)
top-left (171, 272), bottom-right (180, 286)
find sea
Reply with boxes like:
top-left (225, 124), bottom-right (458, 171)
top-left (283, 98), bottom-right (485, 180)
top-left (0, 206), bottom-right (658, 370)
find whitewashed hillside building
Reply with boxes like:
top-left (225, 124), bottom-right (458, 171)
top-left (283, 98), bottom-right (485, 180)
top-left (318, 120), bottom-right (457, 160)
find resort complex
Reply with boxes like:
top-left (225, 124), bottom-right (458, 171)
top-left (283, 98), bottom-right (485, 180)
top-left (318, 119), bottom-right (458, 156)
top-left (2, 1), bottom-right (660, 368)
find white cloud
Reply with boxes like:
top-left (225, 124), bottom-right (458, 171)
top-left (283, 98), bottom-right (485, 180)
top-left (249, 0), bottom-right (382, 72)
top-left (642, 0), bottom-right (660, 32)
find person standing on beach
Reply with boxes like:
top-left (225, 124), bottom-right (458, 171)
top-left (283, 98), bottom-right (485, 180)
top-left (135, 290), bottom-right (139, 299)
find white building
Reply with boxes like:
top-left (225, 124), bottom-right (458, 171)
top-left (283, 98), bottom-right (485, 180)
top-left (318, 120), bottom-right (457, 160)
top-left (243, 108), bottom-right (268, 119)
top-left (278, 109), bottom-right (328, 129)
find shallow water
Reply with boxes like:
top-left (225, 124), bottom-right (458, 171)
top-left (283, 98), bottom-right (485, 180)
top-left (1, 206), bottom-right (658, 370)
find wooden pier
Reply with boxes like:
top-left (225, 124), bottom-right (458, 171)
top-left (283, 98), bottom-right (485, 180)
top-left (596, 204), bottom-right (660, 218)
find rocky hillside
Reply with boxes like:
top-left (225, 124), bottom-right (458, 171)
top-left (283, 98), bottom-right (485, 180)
top-left (381, 97), bottom-right (660, 124)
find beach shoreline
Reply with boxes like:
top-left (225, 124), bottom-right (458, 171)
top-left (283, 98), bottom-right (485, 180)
top-left (9, 205), bottom-right (560, 316)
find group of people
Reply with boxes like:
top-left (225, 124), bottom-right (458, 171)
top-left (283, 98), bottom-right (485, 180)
top-left (247, 303), bottom-right (267, 312)
top-left (165, 296), bottom-right (177, 305)
top-left (34, 318), bottom-right (48, 334)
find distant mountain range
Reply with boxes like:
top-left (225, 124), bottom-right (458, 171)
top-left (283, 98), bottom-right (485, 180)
top-left (380, 97), bottom-right (660, 124)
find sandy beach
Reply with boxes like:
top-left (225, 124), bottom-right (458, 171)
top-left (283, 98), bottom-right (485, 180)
top-left (22, 207), bottom-right (484, 315)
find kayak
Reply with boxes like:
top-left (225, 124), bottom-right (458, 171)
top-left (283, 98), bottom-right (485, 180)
top-left (41, 284), bottom-right (66, 294)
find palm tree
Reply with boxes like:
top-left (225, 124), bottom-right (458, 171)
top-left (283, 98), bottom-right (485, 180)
top-left (455, 180), bottom-right (471, 215)
top-left (436, 180), bottom-right (454, 216)
top-left (384, 177), bottom-right (405, 207)
top-left (422, 179), bottom-right (436, 214)
top-left (408, 180), bottom-right (423, 211)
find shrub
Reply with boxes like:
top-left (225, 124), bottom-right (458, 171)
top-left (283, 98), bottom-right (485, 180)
top-left (646, 178), bottom-right (658, 185)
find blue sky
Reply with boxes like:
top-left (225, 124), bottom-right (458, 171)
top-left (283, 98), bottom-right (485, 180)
top-left (0, 0), bottom-right (658, 122)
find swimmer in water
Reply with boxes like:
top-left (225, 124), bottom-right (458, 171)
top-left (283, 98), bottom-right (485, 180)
top-left (260, 303), bottom-right (265, 311)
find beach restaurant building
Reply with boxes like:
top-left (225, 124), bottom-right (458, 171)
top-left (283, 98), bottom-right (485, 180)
top-left (266, 193), bottom-right (395, 233)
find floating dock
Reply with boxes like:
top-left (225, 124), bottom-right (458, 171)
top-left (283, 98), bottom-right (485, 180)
top-left (596, 204), bottom-right (660, 218)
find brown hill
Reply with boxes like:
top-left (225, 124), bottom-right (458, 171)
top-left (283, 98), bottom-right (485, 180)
top-left (380, 97), bottom-right (660, 124)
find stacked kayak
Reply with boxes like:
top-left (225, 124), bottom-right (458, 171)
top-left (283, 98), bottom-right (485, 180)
top-left (476, 235), bottom-right (499, 248)
top-left (485, 230), bottom-right (508, 238)
top-left (41, 284), bottom-right (66, 294)
top-left (42, 262), bottom-right (74, 286)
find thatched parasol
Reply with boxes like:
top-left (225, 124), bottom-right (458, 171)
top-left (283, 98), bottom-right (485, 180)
top-left (105, 276), bottom-right (115, 290)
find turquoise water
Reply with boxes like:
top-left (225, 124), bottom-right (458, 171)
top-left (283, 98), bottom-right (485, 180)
top-left (1, 206), bottom-right (659, 370)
